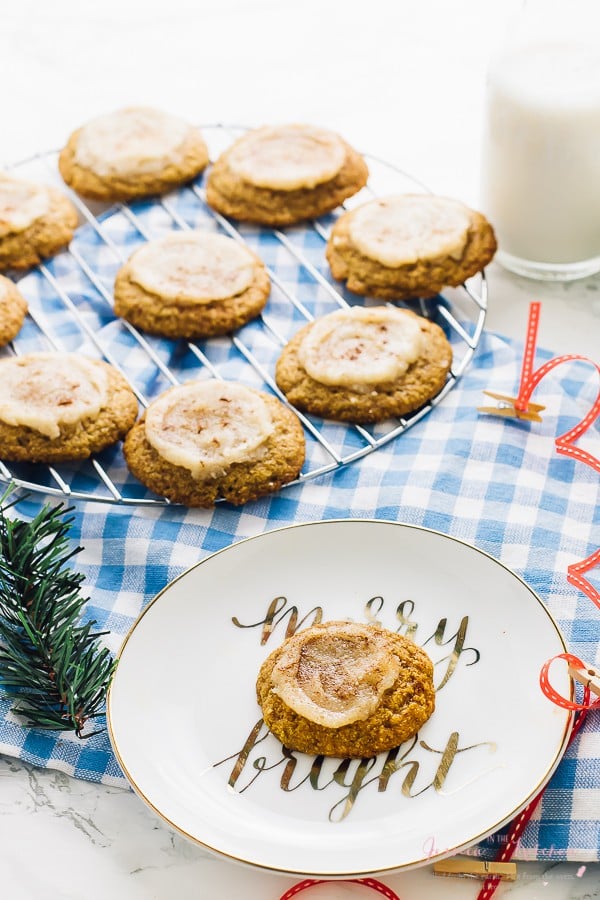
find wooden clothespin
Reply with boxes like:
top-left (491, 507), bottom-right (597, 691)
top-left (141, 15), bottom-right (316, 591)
top-left (478, 301), bottom-right (546, 422)
top-left (433, 858), bottom-right (517, 881)
top-left (478, 390), bottom-right (545, 422)
top-left (478, 300), bottom-right (600, 474)
top-left (568, 661), bottom-right (600, 698)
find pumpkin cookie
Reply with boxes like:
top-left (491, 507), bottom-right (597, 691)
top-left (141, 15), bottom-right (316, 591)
top-left (0, 174), bottom-right (78, 271)
top-left (58, 107), bottom-right (209, 201)
top-left (123, 380), bottom-right (305, 506)
top-left (0, 276), bottom-right (27, 346)
top-left (275, 305), bottom-right (452, 423)
top-left (0, 353), bottom-right (138, 463)
top-left (256, 620), bottom-right (435, 758)
top-left (113, 230), bottom-right (270, 339)
top-left (326, 194), bottom-right (497, 300)
top-left (206, 124), bottom-right (368, 226)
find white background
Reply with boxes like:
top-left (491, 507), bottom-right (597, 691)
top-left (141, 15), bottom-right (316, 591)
top-left (1, 0), bottom-right (509, 203)
top-left (1, 1), bottom-right (599, 897)
top-left (3, 0), bottom-right (599, 357)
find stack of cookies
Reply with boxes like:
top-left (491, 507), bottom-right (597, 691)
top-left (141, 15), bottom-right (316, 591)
top-left (0, 109), bottom-right (497, 506)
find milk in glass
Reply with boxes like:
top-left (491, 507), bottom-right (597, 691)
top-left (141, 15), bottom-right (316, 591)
top-left (481, 3), bottom-right (600, 280)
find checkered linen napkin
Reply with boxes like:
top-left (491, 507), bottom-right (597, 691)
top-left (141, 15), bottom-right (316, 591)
top-left (1, 178), bottom-right (599, 861)
top-left (1, 328), bottom-right (598, 861)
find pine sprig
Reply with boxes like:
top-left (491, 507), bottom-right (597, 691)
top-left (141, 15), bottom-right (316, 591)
top-left (0, 487), bottom-right (116, 738)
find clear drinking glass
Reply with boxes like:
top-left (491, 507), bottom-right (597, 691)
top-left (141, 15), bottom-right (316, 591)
top-left (480, 0), bottom-right (600, 281)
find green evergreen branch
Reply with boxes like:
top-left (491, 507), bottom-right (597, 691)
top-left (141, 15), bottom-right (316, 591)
top-left (0, 486), bottom-right (116, 738)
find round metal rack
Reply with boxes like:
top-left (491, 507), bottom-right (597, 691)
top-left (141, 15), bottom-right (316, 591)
top-left (1, 125), bottom-right (487, 505)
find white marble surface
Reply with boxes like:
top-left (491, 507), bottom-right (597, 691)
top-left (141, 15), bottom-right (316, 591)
top-left (1, 1), bottom-right (599, 897)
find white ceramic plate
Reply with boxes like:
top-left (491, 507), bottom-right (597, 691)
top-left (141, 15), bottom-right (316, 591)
top-left (107, 520), bottom-right (571, 877)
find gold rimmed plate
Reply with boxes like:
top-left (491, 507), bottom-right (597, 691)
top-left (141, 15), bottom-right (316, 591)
top-left (107, 520), bottom-right (571, 876)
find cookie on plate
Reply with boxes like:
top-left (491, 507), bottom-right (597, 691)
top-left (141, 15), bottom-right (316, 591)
top-left (123, 380), bottom-right (305, 506)
top-left (113, 230), bottom-right (270, 339)
top-left (205, 123), bottom-right (368, 226)
top-left (256, 620), bottom-right (435, 758)
top-left (0, 275), bottom-right (27, 346)
top-left (0, 174), bottom-right (78, 271)
top-left (326, 194), bottom-right (497, 300)
top-left (0, 352), bottom-right (138, 463)
top-left (275, 305), bottom-right (452, 423)
top-left (58, 106), bottom-right (209, 202)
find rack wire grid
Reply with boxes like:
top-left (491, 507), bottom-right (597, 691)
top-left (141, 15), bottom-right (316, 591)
top-left (1, 124), bottom-right (487, 506)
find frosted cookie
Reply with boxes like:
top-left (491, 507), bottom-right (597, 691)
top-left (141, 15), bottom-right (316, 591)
top-left (58, 107), bottom-right (209, 201)
top-left (123, 380), bottom-right (305, 506)
top-left (256, 621), bottom-right (435, 758)
top-left (113, 231), bottom-right (270, 339)
top-left (206, 124), bottom-right (368, 226)
top-left (326, 194), bottom-right (497, 300)
top-left (0, 276), bottom-right (27, 346)
top-left (0, 353), bottom-right (138, 463)
top-left (0, 174), bottom-right (78, 271)
top-left (275, 305), bottom-right (452, 423)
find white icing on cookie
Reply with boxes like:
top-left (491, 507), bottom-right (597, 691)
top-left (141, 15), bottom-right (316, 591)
top-left (270, 622), bottom-right (401, 728)
top-left (0, 353), bottom-right (108, 438)
top-left (298, 306), bottom-right (423, 387)
top-left (73, 107), bottom-right (193, 177)
top-left (227, 124), bottom-right (346, 190)
top-left (0, 176), bottom-right (51, 237)
top-left (144, 381), bottom-right (274, 478)
top-left (128, 232), bottom-right (256, 303)
top-left (348, 195), bottom-right (472, 266)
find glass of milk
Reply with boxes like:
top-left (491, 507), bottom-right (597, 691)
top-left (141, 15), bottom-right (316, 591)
top-left (480, 0), bottom-right (600, 281)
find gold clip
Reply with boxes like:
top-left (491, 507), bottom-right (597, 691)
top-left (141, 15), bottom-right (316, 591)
top-left (568, 662), bottom-right (600, 697)
top-left (478, 391), bottom-right (546, 423)
top-left (433, 858), bottom-right (517, 881)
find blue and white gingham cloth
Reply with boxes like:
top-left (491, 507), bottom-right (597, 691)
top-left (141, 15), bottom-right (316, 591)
top-left (0, 184), bottom-right (599, 861)
top-left (1, 330), bottom-right (598, 862)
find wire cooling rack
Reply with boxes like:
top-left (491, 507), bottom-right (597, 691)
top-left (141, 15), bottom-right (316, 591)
top-left (1, 125), bottom-right (487, 506)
